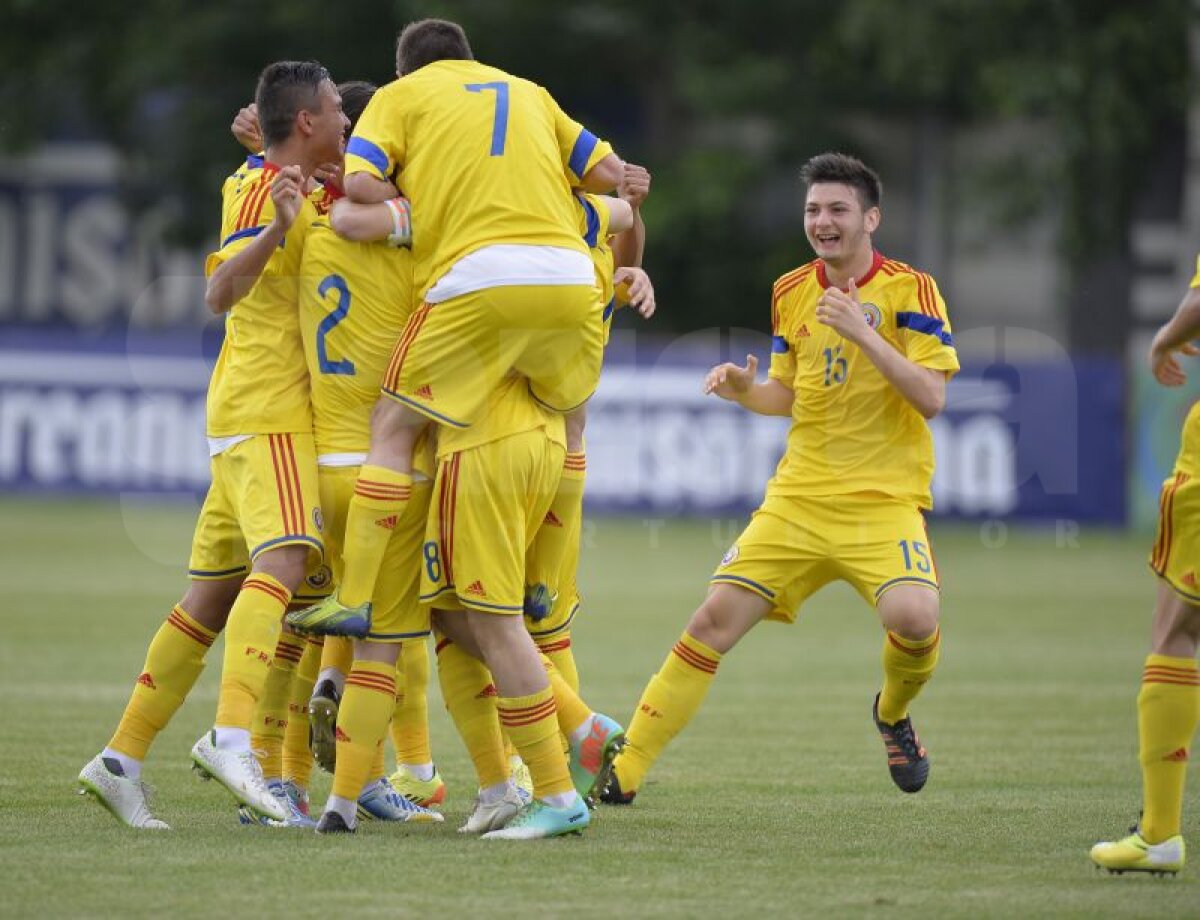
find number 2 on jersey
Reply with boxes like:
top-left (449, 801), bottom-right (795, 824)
top-left (316, 273), bottom-right (355, 375)
top-left (464, 81), bottom-right (510, 156)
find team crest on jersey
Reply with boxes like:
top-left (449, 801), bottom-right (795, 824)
top-left (720, 545), bottom-right (739, 566)
top-left (312, 507), bottom-right (324, 533)
top-left (306, 565), bottom-right (332, 591)
top-left (861, 302), bottom-right (883, 329)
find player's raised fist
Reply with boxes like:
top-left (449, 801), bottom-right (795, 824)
top-left (619, 163), bottom-right (651, 206)
top-left (231, 103), bottom-right (262, 153)
top-left (704, 354), bottom-right (758, 400)
top-left (270, 165), bottom-right (304, 230)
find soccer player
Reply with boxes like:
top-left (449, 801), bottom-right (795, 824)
top-left (296, 17), bottom-right (623, 634)
top-left (600, 152), bottom-right (959, 806)
top-left (1090, 263), bottom-right (1200, 876)
top-left (77, 61), bottom-right (348, 827)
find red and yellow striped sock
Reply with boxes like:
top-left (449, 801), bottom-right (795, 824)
top-left (392, 639), bottom-right (433, 767)
top-left (877, 628), bottom-right (941, 724)
top-left (498, 686), bottom-right (573, 800)
top-left (108, 605), bottom-right (217, 760)
top-left (251, 633), bottom-right (305, 780)
top-left (282, 637), bottom-right (322, 788)
top-left (1139, 654), bottom-right (1200, 843)
top-left (331, 661), bottom-right (396, 801)
top-left (615, 631), bottom-right (722, 793)
top-left (215, 572), bottom-right (291, 731)
top-left (339, 465), bottom-right (412, 608)
top-left (436, 638), bottom-right (508, 788)
top-left (537, 632), bottom-right (579, 693)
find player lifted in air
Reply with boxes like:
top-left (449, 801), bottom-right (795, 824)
top-left (600, 152), bottom-right (959, 806)
top-left (1090, 256), bottom-right (1200, 877)
top-left (78, 61), bottom-right (348, 827)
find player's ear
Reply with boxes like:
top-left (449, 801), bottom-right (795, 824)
top-left (296, 109), bottom-right (314, 138)
top-left (864, 206), bottom-right (881, 234)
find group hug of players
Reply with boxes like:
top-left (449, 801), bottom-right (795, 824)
top-left (77, 16), bottom-right (1200, 864)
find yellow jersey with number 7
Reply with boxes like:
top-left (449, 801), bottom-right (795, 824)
top-left (344, 60), bottom-right (614, 299)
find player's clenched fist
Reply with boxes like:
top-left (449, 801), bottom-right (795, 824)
top-left (619, 163), bottom-right (651, 207)
top-left (270, 165), bottom-right (304, 231)
top-left (704, 353), bottom-right (758, 400)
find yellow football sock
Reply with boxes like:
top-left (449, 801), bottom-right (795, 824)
top-left (526, 452), bottom-right (587, 602)
top-left (541, 653), bottom-right (590, 736)
top-left (392, 639), bottom-right (433, 767)
top-left (283, 637), bottom-right (322, 788)
top-left (1139, 654), bottom-right (1200, 843)
top-left (339, 465), bottom-right (412, 607)
top-left (537, 632), bottom-right (580, 693)
top-left (215, 573), bottom-right (291, 731)
top-left (108, 605), bottom-right (217, 760)
top-left (615, 631), bottom-right (722, 793)
top-left (876, 628), bottom-right (941, 724)
top-left (331, 660), bottom-right (396, 801)
top-left (251, 633), bottom-right (305, 780)
top-left (436, 638), bottom-right (508, 788)
top-left (321, 635), bottom-right (353, 675)
top-left (498, 686), bottom-right (573, 799)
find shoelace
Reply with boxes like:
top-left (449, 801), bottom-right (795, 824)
top-left (237, 750), bottom-right (275, 801)
top-left (888, 720), bottom-right (922, 759)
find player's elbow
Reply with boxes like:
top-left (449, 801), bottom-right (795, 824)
top-left (204, 275), bottom-right (232, 315)
top-left (918, 387), bottom-right (946, 420)
top-left (581, 154), bottom-right (624, 193)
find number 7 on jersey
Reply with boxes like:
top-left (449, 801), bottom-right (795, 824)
top-left (464, 81), bottom-right (510, 156)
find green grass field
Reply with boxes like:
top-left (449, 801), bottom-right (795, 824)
top-left (1, 498), bottom-right (1196, 918)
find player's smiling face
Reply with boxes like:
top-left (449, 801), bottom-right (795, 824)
top-left (311, 79), bottom-right (350, 161)
top-left (804, 182), bottom-right (878, 265)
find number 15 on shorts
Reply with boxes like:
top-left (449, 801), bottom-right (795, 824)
top-left (898, 539), bottom-right (931, 574)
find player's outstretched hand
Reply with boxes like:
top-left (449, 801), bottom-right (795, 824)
top-left (619, 163), bottom-right (651, 207)
top-left (1150, 338), bottom-right (1200, 387)
top-left (231, 103), bottom-right (262, 153)
top-left (615, 267), bottom-right (656, 318)
top-left (704, 354), bottom-right (758, 400)
top-left (270, 166), bottom-right (304, 231)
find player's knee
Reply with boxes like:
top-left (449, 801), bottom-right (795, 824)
top-left (687, 592), bottom-right (750, 654)
top-left (178, 579), bottom-right (239, 632)
top-left (252, 545), bottom-right (310, 594)
top-left (883, 603), bottom-right (939, 641)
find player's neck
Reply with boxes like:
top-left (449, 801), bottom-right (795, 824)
top-left (820, 246), bottom-right (875, 290)
top-left (262, 139), bottom-right (313, 179)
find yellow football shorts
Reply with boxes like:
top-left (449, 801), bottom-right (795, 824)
top-left (188, 433), bottom-right (323, 580)
top-left (711, 492), bottom-right (940, 622)
top-left (380, 284), bottom-right (605, 428)
top-left (421, 429), bottom-right (565, 615)
top-left (1150, 470), bottom-right (1200, 603)
top-left (317, 465), bottom-right (433, 642)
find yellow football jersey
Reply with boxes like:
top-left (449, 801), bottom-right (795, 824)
top-left (298, 220), bottom-right (416, 455)
top-left (575, 192), bottom-right (616, 322)
top-left (767, 251), bottom-right (960, 509)
top-left (344, 60), bottom-right (614, 298)
top-left (437, 373), bottom-right (565, 459)
top-left (204, 157), bottom-right (315, 437)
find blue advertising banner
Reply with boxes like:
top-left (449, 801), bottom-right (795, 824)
top-left (0, 330), bottom-right (1125, 522)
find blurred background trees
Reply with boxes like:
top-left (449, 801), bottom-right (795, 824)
top-left (0, 0), bottom-right (1191, 350)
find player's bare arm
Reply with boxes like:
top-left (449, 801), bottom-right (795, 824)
top-left (204, 165), bottom-right (303, 314)
top-left (328, 196), bottom-right (412, 246)
top-left (1149, 284), bottom-right (1200, 387)
top-left (704, 354), bottom-right (794, 416)
top-left (578, 152), bottom-right (624, 193)
top-left (344, 170), bottom-right (400, 203)
top-left (612, 162), bottom-right (649, 268)
top-left (817, 278), bottom-right (946, 419)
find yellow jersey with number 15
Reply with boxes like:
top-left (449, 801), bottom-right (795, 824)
top-left (344, 59), bottom-right (614, 298)
top-left (767, 251), bottom-right (959, 509)
top-left (204, 156), bottom-right (315, 437)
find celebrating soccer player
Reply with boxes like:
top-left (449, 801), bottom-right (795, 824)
top-left (600, 152), bottom-right (959, 806)
top-left (1090, 259), bottom-right (1200, 876)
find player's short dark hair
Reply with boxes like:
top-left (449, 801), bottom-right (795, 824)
top-left (255, 61), bottom-right (331, 148)
top-left (337, 80), bottom-right (377, 133)
top-left (800, 152), bottom-right (882, 210)
top-left (395, 18), bottom-right (473, 76)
